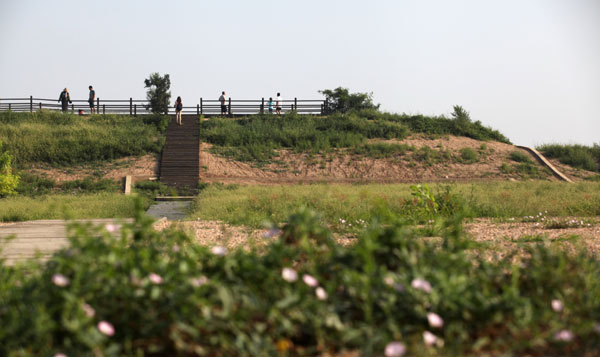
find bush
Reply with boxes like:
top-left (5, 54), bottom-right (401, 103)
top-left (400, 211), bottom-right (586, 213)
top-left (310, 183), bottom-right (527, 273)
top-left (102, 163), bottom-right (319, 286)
top-left (1, 204), bottom-right (600, 355)
top-left (0, 141), bottom-right (19, 197)
top-left (144, 72), bottom-right (171, 115)
top-left (458, 147), bottom-right (479, 164)
top-left (320, 87), bottom-right (379, 114)
top-left (509, 150), bottom-right (533, 164)
top-left (538, 143), bottom-right (600, 172)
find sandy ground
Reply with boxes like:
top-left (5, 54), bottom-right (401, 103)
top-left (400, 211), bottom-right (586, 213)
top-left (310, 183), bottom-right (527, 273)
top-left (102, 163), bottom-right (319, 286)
top-left (153, 217), bottom-right (600, 256)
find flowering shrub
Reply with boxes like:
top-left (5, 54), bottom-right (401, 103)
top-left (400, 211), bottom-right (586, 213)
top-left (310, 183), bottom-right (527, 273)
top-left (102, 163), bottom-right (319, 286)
top-left (1, 206), bottom-right (600, 355)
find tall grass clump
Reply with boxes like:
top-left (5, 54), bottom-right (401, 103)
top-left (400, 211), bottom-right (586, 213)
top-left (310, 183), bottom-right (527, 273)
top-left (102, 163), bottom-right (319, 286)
top-left (0, 111), bottom-right (168, 166)
top-left (1, 204), bottom-right (599, 355)
top-left (538, 143), bottom-right (600, 172)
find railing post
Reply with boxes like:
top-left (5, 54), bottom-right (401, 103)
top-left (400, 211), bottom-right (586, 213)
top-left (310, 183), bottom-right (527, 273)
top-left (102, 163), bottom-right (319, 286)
top-left (71, 103), bottom-right (74, 114)
top-left (228, 97), bottom-right (232, 117)
top-left (97, 97), bottom-right (99, 112)
top-left (134, 104), bottom-right (137, 117)
top-left (39, 102), bottom-right (42, 111)
top-left (197, 104), bottom-right (200, 115)
top-left (8, 103), bottom-right (11, 111)
top-left (129, 97), bottom-right (133, 116)
top-left (200, 97), bottom-right (203, 115)
top-left (103, 104), bottom-right (105, 115)
top-left (294, 97), bottom-right (297, 112)
top-left (30, 96), bottom-right (33, 112)
top-left (321, 104), bottom-right (324, 115)
top-left (261, 97), bottom-right (264, 114)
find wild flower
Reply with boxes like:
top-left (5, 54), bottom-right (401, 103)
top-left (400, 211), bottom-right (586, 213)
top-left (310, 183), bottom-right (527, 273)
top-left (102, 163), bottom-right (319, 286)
top-left (190, 276), bottom-right (208, 287)
top-left (282, 268), bottom-right (298, 282)
top-left (315, 287), bottom-right (328, 300)
top-left (427, 312), bottom-right (444, 328)
top-left (423, 331), bottom-right (438, 346)
top-left (211, 246), bottom-right (227, 256)
top-left (97, 321), bottom-right (115, 336)
top-left (130, 275), bottom-right (142, 287)
top-left (148, 273), bottom-right (163, 285)
top-left (172, 244), bottom-right (180, 252)
top-left (553, 329), bottom-right (574, 342)
top-left (105, 224), bottom-right (118, 233)
top-left (594, 323), bottom-right (600, 333)
top-left (551, 299), bottom-right (563, 312)
top-left (411, 278), bottom-right (432, 293)
top-left (82, 303), bottom-right (95, 318)
top-left (54, 354), bottom-right (67, 357)
top-left (384, 341), bottom-right (406, 357)
top-left (52, 274), bottom-right (69, 287)
top-left (384, 276), bottom-right (404, 292)
top-left (303, 274), bottom-right (319, 287)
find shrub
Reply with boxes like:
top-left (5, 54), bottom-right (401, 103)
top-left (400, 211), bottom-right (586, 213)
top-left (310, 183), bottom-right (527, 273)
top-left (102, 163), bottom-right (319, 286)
top-left (0, 141), bottom-right (19, 197)
top-left (538, 143), bottom-right (600, 172)
top-left (144, 72), bottom-right (171, 115)
top-left (458, 147), bottom-right (479, 164)
top-left (1, 205), bottom-right (600, 355)
top-left (319, 87), bottom-right (379, 114)
top-left (509, 150), bottom-right (533, 164)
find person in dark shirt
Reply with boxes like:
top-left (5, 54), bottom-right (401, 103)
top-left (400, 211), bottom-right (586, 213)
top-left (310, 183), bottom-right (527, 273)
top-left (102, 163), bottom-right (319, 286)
top-left (174, 96), bottom-right (183, 125)
top-left (88, 86), bottom-right (96, 114)
top-left (58, 88), bottom-right (72, 113)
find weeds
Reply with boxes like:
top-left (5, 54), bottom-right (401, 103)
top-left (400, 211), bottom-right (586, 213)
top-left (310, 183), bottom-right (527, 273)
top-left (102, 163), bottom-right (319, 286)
top-left (538, 143), bottom-right (600, 172)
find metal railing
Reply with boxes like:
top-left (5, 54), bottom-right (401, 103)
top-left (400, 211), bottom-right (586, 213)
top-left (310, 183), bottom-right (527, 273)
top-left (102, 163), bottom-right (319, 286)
top-left (0, 96), bottom-right (326, 116)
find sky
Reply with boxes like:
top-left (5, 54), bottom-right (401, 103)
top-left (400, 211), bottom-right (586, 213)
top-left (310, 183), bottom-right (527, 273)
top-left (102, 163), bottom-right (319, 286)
top-left (0, 0), bottom-right (598, 147)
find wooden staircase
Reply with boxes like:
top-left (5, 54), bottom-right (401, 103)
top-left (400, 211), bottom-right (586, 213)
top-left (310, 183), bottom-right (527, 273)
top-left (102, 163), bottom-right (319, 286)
top-left (159, 115), bottom-right (200, 188)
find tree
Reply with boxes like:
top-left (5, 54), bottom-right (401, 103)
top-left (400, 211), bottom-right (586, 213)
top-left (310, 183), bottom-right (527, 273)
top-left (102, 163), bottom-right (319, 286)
top-left (319, 87), bottom-right (379, 114)
top-left (144, 73), bottom-right (171, 114)
top-left (0, 141), bottom-right (19, 197)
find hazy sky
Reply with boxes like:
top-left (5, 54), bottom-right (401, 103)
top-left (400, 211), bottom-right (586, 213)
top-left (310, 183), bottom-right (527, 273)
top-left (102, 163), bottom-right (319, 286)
top-left (1, 0), bottom-right (598, 147)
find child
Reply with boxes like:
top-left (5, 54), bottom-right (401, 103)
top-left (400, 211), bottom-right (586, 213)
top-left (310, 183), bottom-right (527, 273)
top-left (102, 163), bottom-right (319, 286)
top-left (268, 97), bottom-right (274, 114)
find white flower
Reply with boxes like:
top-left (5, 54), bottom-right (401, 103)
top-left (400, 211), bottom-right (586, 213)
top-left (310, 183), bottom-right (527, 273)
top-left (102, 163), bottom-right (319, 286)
top-left (427, 312), bottom-right (444, 328)
top-left (423, 331), bottom-right (438, 346)
top-left (52, 274), bottom-right (69, 287)
top-left (411, 278), bottom-right (432, 293)
top-left (97, 321), bottom-right (115, 336)
top-left (190, 276), bottom-right (208, 287)
top-left (82, 303), bottom-right (95, 317)
top-left (54, 354), bottom-right (67, 357)
top-left (551, 299), bottom-right (563, 312)
top-left (148, 273), bottom-right (163, 284)
top-left (302, 274), bottom-right (319, 287)
top-left (384, 341), bottom-right (406, 357)
top-left (105, 224), bottom-right (118, 233)
top-left (211, 246), bottom-right (227, 256)
top-left (281, 268), bottom-right (298, 282)
top-left (384, 276), bottom-right (395, 286)
top-left (315, 287), bottom-right (328, 300)
top-left (553, 329), bottom-right (574, 342)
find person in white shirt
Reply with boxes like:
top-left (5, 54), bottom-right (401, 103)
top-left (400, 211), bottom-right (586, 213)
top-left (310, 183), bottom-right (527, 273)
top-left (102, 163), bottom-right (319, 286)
top-left (276, 92), bottom-right (282, 115)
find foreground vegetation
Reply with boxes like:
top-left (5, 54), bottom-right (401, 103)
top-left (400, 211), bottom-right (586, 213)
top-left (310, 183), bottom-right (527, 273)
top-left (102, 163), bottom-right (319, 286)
top-left (0, 193), bottom-right (150, 222)
top-left (538, 143), bottom-right (600, 173)
top-left (199, 109), bottom-right (510, 164)
top-left (0, 111), bottom-right (168, 166)
top-left (1, 204), bottom-right (599, 355)
top-left (190, 182), bottom-right (600, 229)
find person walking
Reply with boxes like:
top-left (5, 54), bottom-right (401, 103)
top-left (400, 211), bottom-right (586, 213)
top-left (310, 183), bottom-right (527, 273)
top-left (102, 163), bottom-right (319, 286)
top-left (174, 96), bottom-right (183, 125)
top-left (58, 88), bottom-right (72, 113)
top-left (219, 91), bottom-right (227, 116)
top-left (268, 97), bottom-right (274, 114)
top-left (88, 85), bottom-right (96, 114)
top-left (276, 92), bottom-right (282, 115)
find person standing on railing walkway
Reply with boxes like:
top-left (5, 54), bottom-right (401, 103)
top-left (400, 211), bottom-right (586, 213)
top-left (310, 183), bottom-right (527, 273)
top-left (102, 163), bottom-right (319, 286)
top-left (268, 97), bottom-right (274, 114)
top-left (88, 86), bottom-right (96, 114)
top-left (174, 96), bottom-right (183, 125)
top-left (58, 88), bottom-right (72, 113)
top-left (219, 91), bottom-right (227, 116)
top-left (276, 92), bottom-right (282, 115)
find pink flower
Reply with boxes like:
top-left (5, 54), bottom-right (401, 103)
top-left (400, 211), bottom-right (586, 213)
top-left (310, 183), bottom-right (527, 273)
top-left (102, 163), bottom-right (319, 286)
top-left (594, 323), bottom-right (600, 333)
top-left (82, 303), bottom-right (95, 317)
top-left (52, 274), bottom-right (69, 287)
top-left (411, 278), bottom-right (432, 293)
top-left (427, 312), bottom-right (444, 328)
top-left (97, 321), bottom-right (115, 336)
top-left (148, 273), bottom-right (163, 284)
top-left (105, 224), bottom-right (118, 233)
top-left (54, 354), bottom-right (67, 357)
top-left (384, 341), bottom-right (406, 357)
top-left (211, 246), bottom-right (227, 256)
top-left (190, 276), bottom-right (208, 287)
top-left (423, 331), bottom-right (438, 346)
top-left (554, 329), bottom-right (574, 342)
top-left (172, 244), bottom-right (180, 252)
top-left (315, 287), bottom-right (328, 300)
top-left (302, 274), bottom-right (319, 287)
top-left (282, 268), bottom-right (298, 282)
top-left (384, 277), bottom-right (405, 292)
top-left (551, 299), bottom-right (563, 312)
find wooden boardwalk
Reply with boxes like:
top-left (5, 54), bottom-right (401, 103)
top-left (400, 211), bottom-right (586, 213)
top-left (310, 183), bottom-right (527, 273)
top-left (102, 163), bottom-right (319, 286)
top-left (0, 219), bottom-right (131, 265)
top-left (159, 115), bottom-right (200, 188)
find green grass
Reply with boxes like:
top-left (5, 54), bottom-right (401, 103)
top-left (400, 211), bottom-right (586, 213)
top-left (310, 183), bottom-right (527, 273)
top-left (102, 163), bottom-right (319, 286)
top-left (1, 205), bottom-right (600, 355)
top-left (509, 150), bottom-right (534, 164)
top-left (538, 143), bottom-right (600, 172)
top-left (189, 181), bottom-right (600, 229)
top-left (0, 193), bottom-right (150, 222)
top-left (458, 147), bottom-right (479, 164)
top-left (199, 110), bottom-right (510, 163)
top-left (0, 111), bottom-right (168, 166)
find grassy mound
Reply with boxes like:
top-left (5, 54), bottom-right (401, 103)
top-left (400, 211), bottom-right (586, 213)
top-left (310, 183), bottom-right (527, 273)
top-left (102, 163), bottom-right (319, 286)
top-left (1, 205), bottom-right (599, 355)
top-left (0, 111), bottom-right (168, 166)
top-left (199, 110), bottom-right (510, 163)
top-left (538, 143), bottom-right (600, 172)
